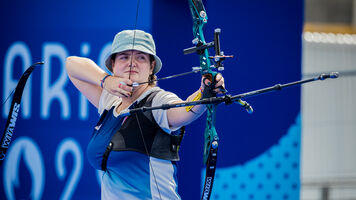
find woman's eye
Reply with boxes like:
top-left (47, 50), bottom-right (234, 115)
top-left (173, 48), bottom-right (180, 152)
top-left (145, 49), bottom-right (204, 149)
top-left (137, 55), bottom-right (147, 60)
top-left (119, 56), bottom-right (128, 60)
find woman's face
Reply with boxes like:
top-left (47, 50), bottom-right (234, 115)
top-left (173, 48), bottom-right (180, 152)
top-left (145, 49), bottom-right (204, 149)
top-left (112, 50), bottom-right (155, 83)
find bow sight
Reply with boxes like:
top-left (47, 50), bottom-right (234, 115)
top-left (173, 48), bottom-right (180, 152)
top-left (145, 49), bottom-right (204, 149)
top-left (183, 28), bottom-right (232, 72)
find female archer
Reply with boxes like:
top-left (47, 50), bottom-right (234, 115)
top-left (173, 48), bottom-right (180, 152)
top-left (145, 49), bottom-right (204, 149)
top-left (65, 30), bottom-right (225, 199)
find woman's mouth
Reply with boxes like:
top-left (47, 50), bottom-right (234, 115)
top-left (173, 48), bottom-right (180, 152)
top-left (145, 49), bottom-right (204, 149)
top-left (125, 70), bottom-right (138, 74)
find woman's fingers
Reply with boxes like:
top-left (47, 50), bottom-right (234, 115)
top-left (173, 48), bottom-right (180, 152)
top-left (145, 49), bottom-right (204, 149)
top-left (104, 76), bottom-right (133, 97)
top-left (214, 73), bottom-right (224, 89)
top-left (201, 73), bottom-right (226, 94)
top-left (113, 88), bottom-right (131, 98)
top-left (118, 81), bottom-right (133, 92)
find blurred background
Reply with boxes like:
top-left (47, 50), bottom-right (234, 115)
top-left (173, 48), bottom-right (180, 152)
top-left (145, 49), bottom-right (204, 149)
top-left (302, 0), bottom-right (356, 199)
top-left (0, 0), bottom-right (354, 200)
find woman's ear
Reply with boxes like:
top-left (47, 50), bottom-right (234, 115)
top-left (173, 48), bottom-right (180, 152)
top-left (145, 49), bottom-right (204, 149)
top-left (151, 60), bottom-right (156, 73)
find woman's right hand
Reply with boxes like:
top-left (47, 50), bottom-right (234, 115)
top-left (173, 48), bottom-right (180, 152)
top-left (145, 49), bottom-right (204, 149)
top-left (103, 76), bottom-right (133, 98)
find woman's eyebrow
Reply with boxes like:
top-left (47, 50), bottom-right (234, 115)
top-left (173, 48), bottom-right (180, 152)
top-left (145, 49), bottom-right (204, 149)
top-left (117, 52), bottom-right (147, 56)
top-left (117, 52), bottom-right (131, 56)
top-left (135, 52), bottom-right (147, 56)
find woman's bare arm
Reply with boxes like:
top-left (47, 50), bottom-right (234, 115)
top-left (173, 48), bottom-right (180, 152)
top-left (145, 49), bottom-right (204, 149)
top-left (65, 56), bottom-right (107, 108)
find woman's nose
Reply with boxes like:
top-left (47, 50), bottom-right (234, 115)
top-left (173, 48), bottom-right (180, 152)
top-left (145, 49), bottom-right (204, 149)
top-left (127, 56), bottom-right (137, 67)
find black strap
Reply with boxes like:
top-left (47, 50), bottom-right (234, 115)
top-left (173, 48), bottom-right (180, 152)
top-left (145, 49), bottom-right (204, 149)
top-left (101, 142), bottom-right (113, 171)
top-left (171, 127), bottom-right (185, 152)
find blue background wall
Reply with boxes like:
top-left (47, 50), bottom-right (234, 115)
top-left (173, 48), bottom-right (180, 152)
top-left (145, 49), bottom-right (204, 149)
top-left (0, 0), bottom-right (303, 199)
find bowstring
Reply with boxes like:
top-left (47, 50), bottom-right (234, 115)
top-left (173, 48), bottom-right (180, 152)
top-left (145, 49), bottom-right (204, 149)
top-left (2, 90), bottom-right (15, 106)
top-left (129, 0), bottom-right (140, 82)
top-left (131, 1), bottom-right (163, 199)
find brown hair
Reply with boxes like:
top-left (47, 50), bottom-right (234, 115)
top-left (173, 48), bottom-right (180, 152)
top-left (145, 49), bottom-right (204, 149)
top-left (149, 55), bottom-right (157, 86)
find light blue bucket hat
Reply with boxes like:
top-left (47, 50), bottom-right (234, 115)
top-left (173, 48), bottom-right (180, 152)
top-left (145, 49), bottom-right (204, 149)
top-left (105, 30), bottom-right (162, 74)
